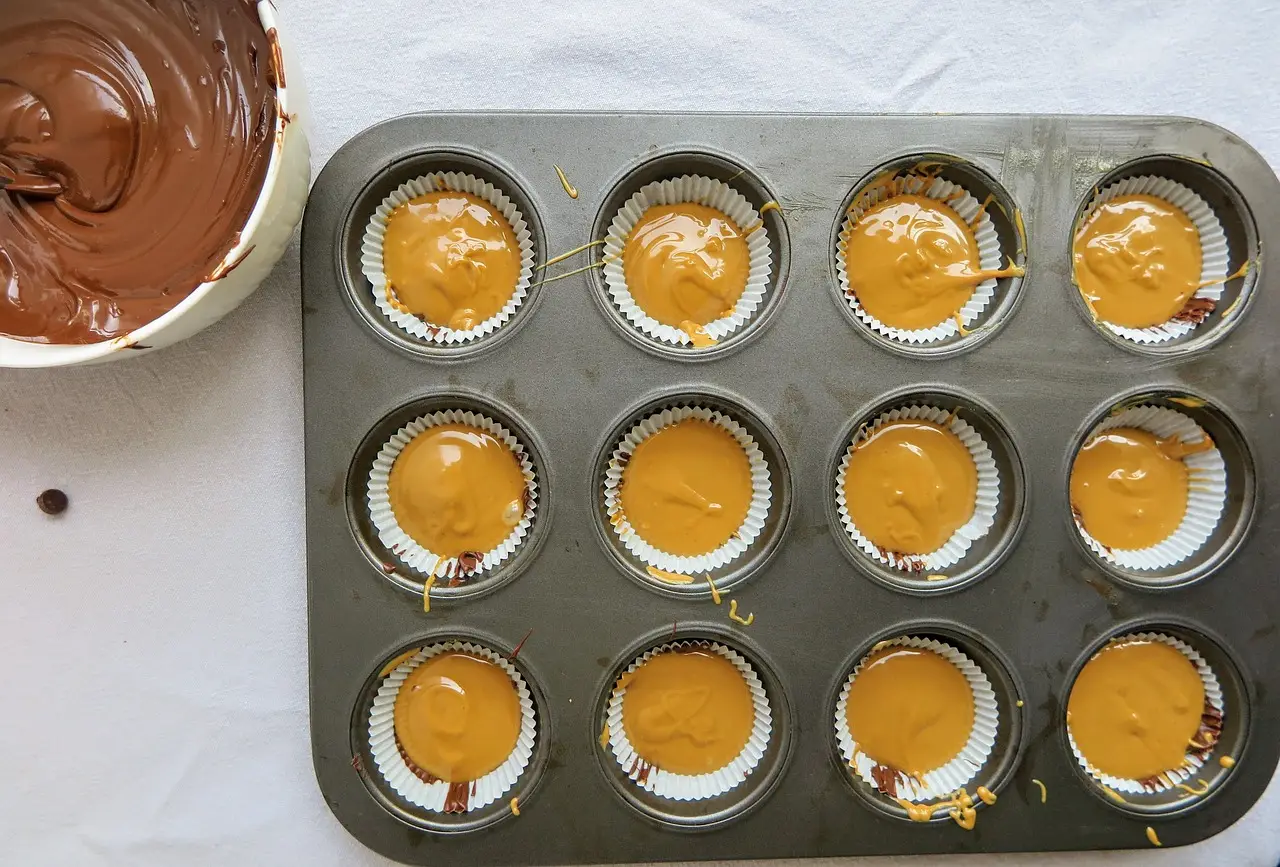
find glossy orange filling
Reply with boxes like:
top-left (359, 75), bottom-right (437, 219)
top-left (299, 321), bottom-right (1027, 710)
top-left (843, 420), bottom-right (977, 555)
top-left (1073, 194), bottom-right (1202, 329)
top-left (389, 423), bottom-right (526, 557)
top-left (620, 419), bottom-right (752, 557)
top-left (1067, 640), bottom-right (1204, 781)
top-left (623, 203), bottom-right (750, 326)
top-left (844, 646), bottom-right (974, 775)
top-left (1069, 426), bottom-right (1212, 550)
top-left (843, 194), bottom-right (1020, 330)
top-left (622, 649), bottom-right (754, 775)
top-left (394, 652), bottom-right (522, 782)
top-left (382, 191), bottom-right (521, 330)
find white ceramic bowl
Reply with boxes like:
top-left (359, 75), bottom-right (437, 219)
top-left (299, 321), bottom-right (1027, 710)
top-left (0, 0), bottom-right (311, 368)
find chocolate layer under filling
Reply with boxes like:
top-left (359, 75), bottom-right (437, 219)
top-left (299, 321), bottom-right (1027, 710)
top-left (0, 0), bottom-right (278, 344)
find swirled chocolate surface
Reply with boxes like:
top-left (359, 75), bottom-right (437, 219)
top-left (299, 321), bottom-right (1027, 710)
top-left (0, 0), bottom-right (278, 344)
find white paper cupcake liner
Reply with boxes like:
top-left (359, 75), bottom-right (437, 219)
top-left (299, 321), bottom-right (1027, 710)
top-left (835, 405), bottom-right (999, 573)
top-left (1072, 405), bottom-right (1226, 571)
top-left (606, 640), bottom-right (772, 801)
top-left (604, 406), bottom-right (772, 576)
top-left (1068, 632), bottom-right (1224, 795)
top-left (368, 641), bottom-right (537, 813)
top-left (835, 636), bottom-right (999, 802)
top-left (1076, 176), bottom-right (1229, 344)
top-left (367, 409), bottom-right (537, 585)
top-left (602, 175), bottom-right (773, 347)
top-left (837, 173), bottom-right (1006, 343)
top-left (360, 172), bottom-right (535, 344)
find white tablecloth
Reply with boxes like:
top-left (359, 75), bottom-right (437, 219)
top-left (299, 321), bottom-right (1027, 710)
top-left (3, 2), bottom-right (1278, 864)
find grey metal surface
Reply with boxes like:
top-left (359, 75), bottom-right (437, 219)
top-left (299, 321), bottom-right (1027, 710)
top-left (302, 113), bottom-right (1280, 864)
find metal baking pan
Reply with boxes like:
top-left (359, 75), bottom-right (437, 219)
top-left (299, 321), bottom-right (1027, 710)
top-left (302, 112), bottom-right (1280, 863)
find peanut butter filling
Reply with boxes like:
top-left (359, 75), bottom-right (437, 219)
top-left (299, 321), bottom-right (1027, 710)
top-left (1067, 639), bottom-right (1204, 781)
top-left (622, 649), bottom-right (754, 776)
top-left (382, 190), bottom-right (521, 331)
top-left (394, 652), bottom-right (521, 783)
top-left (388, 423), bottom-right (526, 558)
top-left (843, 420), bottom-right (977, 556)
top-left (845, 646), bottom-right (974, 776)
top-left (1069, 426), bottom-right (1213, 550)
top-left (622, 203), bottom-right (750, 327)
top-left (843, 193), bottom-right (1020, 331)
top-left (620, 419), bottom-right (752, 557)
top-left (1073, 194), bottom-right (1202, 328)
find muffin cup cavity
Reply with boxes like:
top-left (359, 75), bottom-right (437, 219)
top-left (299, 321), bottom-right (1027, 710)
top-left (361, 172), bottom-right (535, 345)
top-left (1066, 632), bottom-right (1223, 797)
top-left (837, 175), bottom-right (1005, 344)
top-left (829, 155), bottom-right (1026, 359)
top-left (1069, 155), bottom-right (1260, 356)
top-left (1065, 389), bottom-right (1254, 590)
top-left (592, 389), bottom-right (792, 599)
top-left (346, 392), bottom-right (550, 603)
top-left (1076, 176), bottom-right (1228, 345)
top-left (605, 640), bottom-right (772, 802)
top-left (603, 405), bottom-right (771, 578)
top-left (339, 150), bottom-right (546, 361)
top-left (835, 635), bottom-right (998, 802)
top-left (829, 624), bottom-right (1025, 826)
top-left (836, 404), bottom-right (999, 574)
top-left (829, 389), bottom-right (1025, 596)
top-left (588, 149), bottom-right (790, 361)
top-left (367, 640), bottom-right (538, 814)
top-left (1071, 405), bottom-right (1226, 571)
top-left (367, 409), bottom-right (537, 589)
top-left (601, 174), bottom-right (773, 349)
top-left (593, 625), bottom-right (793, 830)
top-left (351, 632), bottom-right (552, 834)
top-left (1061, 621), bottom-right (1250, 817)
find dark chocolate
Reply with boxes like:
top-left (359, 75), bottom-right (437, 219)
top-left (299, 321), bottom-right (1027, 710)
top-left (0, 0), bottom-right (278, 344)
top-left (36, 488), bottom-right (68, 515)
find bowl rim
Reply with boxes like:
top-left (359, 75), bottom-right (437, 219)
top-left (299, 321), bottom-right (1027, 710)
top-left (0, 0), bottom-right (300, 368)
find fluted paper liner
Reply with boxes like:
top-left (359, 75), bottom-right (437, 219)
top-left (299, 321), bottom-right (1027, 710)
top-left (1068, 632), bottom-right (1224, 795)
top-left (606, 640), bottom-right (772, 801)
top-left (368, 641), bottom-right (537, 813)
top-left (602, 175), bottom-right (773, 347)
top-left (837, 174), bottom-right (1006, 344)
top-left (604, 406), bottom-right (772, 576)
top-left (367, 409), bottom-right (537, 584)
top-left (361, 172), bottom-right (535, 344)
top-left (836, 405), bottom-right (999, 573)
top-left (1072, 405), bottom-right (1226, 571)
top-left (835, 636), bottom-right (999, 802)
top-left (1076, 176), bottom-right (1229, 344)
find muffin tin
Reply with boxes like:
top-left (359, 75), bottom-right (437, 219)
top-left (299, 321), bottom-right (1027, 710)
top-left (302, 113), bottom-right (1280, 863)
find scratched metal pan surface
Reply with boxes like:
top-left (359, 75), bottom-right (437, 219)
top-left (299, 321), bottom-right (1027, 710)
top-left (302, 113), bottom-right (1280, 864)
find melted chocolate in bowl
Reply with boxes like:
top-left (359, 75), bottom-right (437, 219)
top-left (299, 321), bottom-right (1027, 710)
top-left (0, 0), bottom-right (278, 344)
